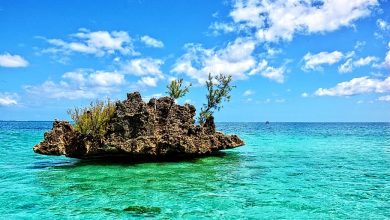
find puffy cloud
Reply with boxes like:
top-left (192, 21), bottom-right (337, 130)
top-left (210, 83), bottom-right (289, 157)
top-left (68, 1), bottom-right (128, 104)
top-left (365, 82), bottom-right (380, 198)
top-left (301, 92), bottom-right (309, 97)
top-left (62, 71), bottom-right (86, 85)
top-left (172, 38), bottom-right (256, 83)
top-left (243, 90), bottom-right (254, 96)
top-left (172, 38), bottom-right (286, 84)
top-left (41, 29), bottom-right (137, 57)
top-left (0, 53), bottom-right (29, 68)
top-left (121, 58), bottom-right (164, 78)
top-left (249, 59), bottom-right (286, 83)
top-left (260, 66), bottom-right (285, 83)
top-left (0, 93), bottom-right (18, 106)
top-left (89, 71), bottom-right (125, 87)
top-left (25, 69), bottom-right (125, 99)
top-left (229, 0), bottom-right (378, 42)
top-left (315, 76), bottom-right (390, 96)
top-left (230, 1), bottom-right (264, 28)
top-left (137, 76), bottom-right (159, 87)
top-left (140, 35), bottom-right (164, 48)
top-left (303, 51), bottom-right (343, 71)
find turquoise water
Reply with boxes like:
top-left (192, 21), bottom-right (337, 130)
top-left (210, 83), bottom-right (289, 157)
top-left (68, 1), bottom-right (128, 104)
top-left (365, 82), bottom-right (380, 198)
top-left (0, 122), bottom-right (389, 219)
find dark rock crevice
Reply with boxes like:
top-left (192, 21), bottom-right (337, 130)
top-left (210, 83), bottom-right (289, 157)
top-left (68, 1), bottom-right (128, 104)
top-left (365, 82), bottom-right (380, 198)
top-left (33, 92), bottom-right (244, 159)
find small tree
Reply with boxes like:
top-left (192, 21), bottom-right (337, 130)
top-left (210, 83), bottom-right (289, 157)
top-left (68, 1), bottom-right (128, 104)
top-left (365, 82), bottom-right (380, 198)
top-left (199, 73), bottom-right (235, 124)
top-left (67, 99), bottom-right (116, 137)
top-left (166, 78), bottom-right (191, 100)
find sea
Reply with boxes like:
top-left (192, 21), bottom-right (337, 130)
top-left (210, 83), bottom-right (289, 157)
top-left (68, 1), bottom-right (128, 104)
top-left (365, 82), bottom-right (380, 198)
top-left (0, 121), bottom-right (389, 219)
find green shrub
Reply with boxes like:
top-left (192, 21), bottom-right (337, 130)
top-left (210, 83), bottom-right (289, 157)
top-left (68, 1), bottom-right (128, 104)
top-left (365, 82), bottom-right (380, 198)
top-left (67, 99), bottom-right (116, 137)
top-left (166, 78), bottom-right (191, 100)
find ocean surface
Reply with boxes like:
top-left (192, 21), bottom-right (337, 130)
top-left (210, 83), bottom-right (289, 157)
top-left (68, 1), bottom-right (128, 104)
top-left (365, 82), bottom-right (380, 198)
top-left (0, 121), bottom-right (389, 219)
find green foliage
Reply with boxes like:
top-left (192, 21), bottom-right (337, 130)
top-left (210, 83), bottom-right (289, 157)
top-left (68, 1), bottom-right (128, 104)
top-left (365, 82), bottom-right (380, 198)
top-left (67, 99), bottom-right (116, 137)
top-left (166, 78), bottom-right (191, 99)
top-left (199, 73), bottom-right (235, 124)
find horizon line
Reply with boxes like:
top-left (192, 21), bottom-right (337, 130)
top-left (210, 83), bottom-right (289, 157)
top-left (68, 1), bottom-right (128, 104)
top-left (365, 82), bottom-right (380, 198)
top-left (0, 120), bottom-right (389, 123)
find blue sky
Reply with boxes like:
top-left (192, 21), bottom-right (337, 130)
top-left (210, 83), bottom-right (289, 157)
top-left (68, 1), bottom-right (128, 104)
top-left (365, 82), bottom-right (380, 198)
top-left (0, 0), bottom-right (389, 122)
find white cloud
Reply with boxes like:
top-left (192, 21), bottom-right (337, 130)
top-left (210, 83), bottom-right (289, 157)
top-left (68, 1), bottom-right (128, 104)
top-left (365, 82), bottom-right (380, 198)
top-left (338, 58), bottom-right (353, 73)
top-left (377, 95), bottom-right (390, 102)
top-left (303, 51), bottom-right (343, 71)
top-left (264, 45), bottom-right (282, 56)
top-left (121, 58), bottom-right (164, 78)
top-left (140, 35), bottom-right (164, 48)
top-left (377, 19), bottom-right (390, 31)
top-left (354, 56), bottom-right (378, 67)
top-left (301, 92), bottom-right (309, 97)
top-left (41, 29), bottom-right (137, 57)
top-left (243, 89), bottom-right (254, 96)
top-left (62, 71), bottom-right (86, 85)
top-left (0, 53), bottom-right (29, 68)
top-left (229, 0), bottom-right (378, 42)
top-left (230, 1), bottom-right (264, 28)
top-left (172, 37), bottom-right (287, 84)
top-left (0, 93), bottom-right (18, 106)
top-left (338, 56), bottom-right (378, 73)
top-left (89, 71), bottom-right (124, 87)
top-left (137, 76), bottom-right (159, 87)
top-left (315, 76), bottom-right (390, 96)
top-left (62, 70), bottom-right (125, 87)
top-left (248, 59), bottom-right (267, 76)
top-left (25, 69), bottom-right (125, 99)
top-left (172, 38), bottom-right (256, 84)
top-left (209, 22), bottom-right (237, 35)
top-left (260, 66), bottom-right (285, 83)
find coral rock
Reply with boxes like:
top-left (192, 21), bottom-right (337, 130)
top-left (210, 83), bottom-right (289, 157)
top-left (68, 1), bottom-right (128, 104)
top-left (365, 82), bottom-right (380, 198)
top-left (33, 92), bottom-right (244, 159)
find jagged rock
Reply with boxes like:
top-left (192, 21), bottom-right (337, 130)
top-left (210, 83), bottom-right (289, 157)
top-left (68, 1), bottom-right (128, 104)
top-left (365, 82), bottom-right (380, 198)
top-left (33, 92), bottom-right (244, 159)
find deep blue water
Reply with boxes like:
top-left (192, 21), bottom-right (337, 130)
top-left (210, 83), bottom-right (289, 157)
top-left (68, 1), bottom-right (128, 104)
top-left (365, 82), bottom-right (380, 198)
top-left (0, 122), bottom-right (389, 219)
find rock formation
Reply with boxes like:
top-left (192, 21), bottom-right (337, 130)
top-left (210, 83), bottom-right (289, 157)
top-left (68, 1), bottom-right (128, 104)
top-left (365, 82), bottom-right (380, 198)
top-left (33, 92), bottom-right (244, 159)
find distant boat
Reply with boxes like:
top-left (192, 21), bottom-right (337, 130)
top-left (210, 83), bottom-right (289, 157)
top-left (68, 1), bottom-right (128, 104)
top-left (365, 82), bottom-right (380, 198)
top-left (265, 121), bottom-right (270, 124)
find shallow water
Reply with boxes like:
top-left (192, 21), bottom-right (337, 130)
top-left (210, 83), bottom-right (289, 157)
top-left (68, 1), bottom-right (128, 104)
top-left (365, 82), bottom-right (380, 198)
top-left (0, 122), bottom-right (389, 219)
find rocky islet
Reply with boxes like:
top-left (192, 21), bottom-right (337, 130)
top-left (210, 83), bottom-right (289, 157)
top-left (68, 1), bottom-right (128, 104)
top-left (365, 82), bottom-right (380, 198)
top-left (33, 92), bottom-right (244, 159)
